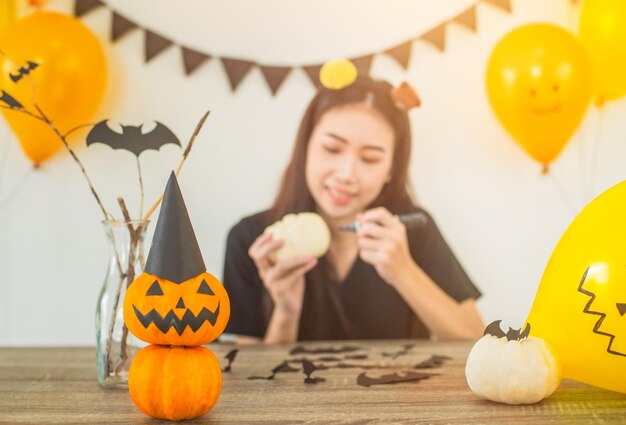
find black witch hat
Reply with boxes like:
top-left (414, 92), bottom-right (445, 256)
top-left (144, 171), bottom-right (206, 283)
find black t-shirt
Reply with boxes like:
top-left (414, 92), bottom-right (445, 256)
top-left (222, 207), bottom-right (480, 340)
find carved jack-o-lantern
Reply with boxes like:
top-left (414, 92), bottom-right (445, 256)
top-left (123, 172), bottom-right (230, 347)
top-left (124, 272), bottom-right (229, 346)
top-left (124, 172), bottom-right (229, 421)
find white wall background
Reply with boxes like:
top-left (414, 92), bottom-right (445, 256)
top-left (1, 0), bottom-right (625, 346)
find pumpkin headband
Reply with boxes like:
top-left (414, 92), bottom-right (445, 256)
top-left (319, 58), bottom-right (421, 112)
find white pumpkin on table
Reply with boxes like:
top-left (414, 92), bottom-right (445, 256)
top-left (264, 212), bottom-right (331, 263)
top-left (465, 320), bottom-right (561, 405)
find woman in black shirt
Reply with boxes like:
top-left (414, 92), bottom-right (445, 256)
top-left (223, 76), bottom-right (483, 343)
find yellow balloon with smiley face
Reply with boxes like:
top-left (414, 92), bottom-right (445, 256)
top-left (486, 24), bottom-right (592, 171)
top-left (527, 180), bottom-right (626, 393)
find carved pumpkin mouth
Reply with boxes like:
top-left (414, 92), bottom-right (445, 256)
top-left (132, 301), bottom-right (221, 335)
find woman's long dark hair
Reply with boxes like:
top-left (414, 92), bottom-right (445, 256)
top-left (263, 76), bottom-right (418, 340)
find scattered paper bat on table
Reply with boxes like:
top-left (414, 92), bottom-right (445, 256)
top-left (86, 120), bottom-right (181, 157)
top-left (222, 349), bottom-right (239, 373)
top-left (302, 360), bottom-right (326, 384)
top-left (289, 345), bottom-right (363, 355)
top-left (357, 371), bottom-right (433, 387)
top-left (414, 354), bottom-right (452, 369)
top-left (247, 360), bottom-right (300, 380)
top-left (9, 61), bottom-right (39, 83)
top-left (382, 343), bottom-right (416, 360)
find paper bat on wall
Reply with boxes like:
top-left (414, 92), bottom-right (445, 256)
top-left (9, 61), bottom-right (39, 83)
top-left (86, 120), bottom-right (181, 157)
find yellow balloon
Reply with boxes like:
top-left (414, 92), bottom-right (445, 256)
top-left (579, 0), bottom-right (626, 105)
top-left (527, 180), bottom-right (626, 393)
top-left (486, 24), bottom-right (592, 170)
top-left (0, 0), bottom-right (16, 35)
top-left (0, 12), bottom-right (107, 165)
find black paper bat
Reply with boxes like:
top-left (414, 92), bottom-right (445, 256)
top-left (484, 320), bottom-right (531, 341)
top-left (289, 354), bottom-right (367, 363)
top-left (9, 61), bottom-right (38, 83)
top-left (86, 120), bottom-right (181, 157)
top-left (301, 360), bottom-right (325, 384)
top-left (414, 354), bottom-right (452, 369)
top-left (247, 360), bottom-right (300, 380)
top-left (357, 371), bottom-right (432, 387)
top-left (222, 349), bottom-right (239, 373)
top-left (289, 345), bottom-right (363, 355)
top-left (0, 90), bottom-right (22, 109)
top-left (382, 343), bottom-right (416, 360)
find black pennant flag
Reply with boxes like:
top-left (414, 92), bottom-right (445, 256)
top-left (221, 58), bottom-right (256, 91)
top-left (259, 66), bottom-right (292, 95)
top-left (145, 30), bottom-right (174, 63)
top-left (74, 0), bottom-right (104, 17)
top-left (182, 47), bottom-right (211, 76)
top-left (112, 12), bottom-right (138, 42)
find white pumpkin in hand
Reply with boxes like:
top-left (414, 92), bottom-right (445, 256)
top-left (264, 212), bottom-right (331, 263)
top-left (465, 321), bottom-right (561, 405)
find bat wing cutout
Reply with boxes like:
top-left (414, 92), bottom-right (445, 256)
top-left (86, 120), bottom-right (181, 157)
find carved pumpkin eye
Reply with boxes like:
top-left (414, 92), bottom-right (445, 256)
top-left (146, 280), bottom-right (164, 296)
top-left (198, 279), bottom-right (215, 295)
top-left (617, 303), bottom-right (626, 317)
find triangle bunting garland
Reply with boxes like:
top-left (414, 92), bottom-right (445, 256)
top-left (421, 24), bottom-right (446, 52)
top-left (112, 12), bottom-right (138, 42)
top-left (221, 58), bottom-right (256, 91)
top-left (453, 6), bottom-right (478, 32)
top-left (145, 30), bottom-right (174, 63)
top-left (74, 0), bottom-right (104, 17)
top-left (483, 0), bottom-right (512, 13)
top-left (384, 41), bottom-right (413, 69)
top-left (259, 66), bottom-right (293, 95)
top-left (73, 0), bottom-right (512, 95)
top-left (182, 47), bottom-right (211, 76)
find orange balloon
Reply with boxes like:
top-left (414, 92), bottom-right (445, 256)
top-left (0, 12), bottom-right (106, 165)
top-left (486, 24), bottom-right (592, 171)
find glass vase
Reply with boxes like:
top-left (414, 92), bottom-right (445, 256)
top-left (96, 219), bottom-right (149, 388)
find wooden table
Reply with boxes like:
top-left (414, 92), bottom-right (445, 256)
top-left (1, 340), bottom-right (625, 424)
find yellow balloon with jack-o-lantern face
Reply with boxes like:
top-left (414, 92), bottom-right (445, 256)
top-left (527, 180), bottom-right (626, 393)
top-left (486, 24), bottom-right (592, 171)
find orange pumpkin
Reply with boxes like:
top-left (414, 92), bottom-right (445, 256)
top-left (124, 271), bottom-right (230, 346)
top-left (128, 344), bottom-right (222, 421)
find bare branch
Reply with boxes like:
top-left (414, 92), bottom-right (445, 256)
top-left (142, 110), bottom-right (210, 221)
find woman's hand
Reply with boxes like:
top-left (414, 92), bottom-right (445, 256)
top-left (357, 207), bottom-right (416, 287)
top-left (248, 233), bottom-right (317, 318)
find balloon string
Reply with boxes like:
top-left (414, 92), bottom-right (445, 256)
top-left (575, 121), bottom-right (587, 209)
top-left (548, 171), bottom-right (578, 217)
top-left (141, 110), bottom-right (210, 221)
top-left (0, 123), bottom-right (10, 198)
top-left (0, 166), bottom-right (34, 212)
top-left (0, 125), bottom-right (33, 213)
top-left (136, 157), bottom-right (144, 218)
top-left (567, 0), bottom-right (579, 32)
top-left (586, 106), bottom-right (605, 202)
